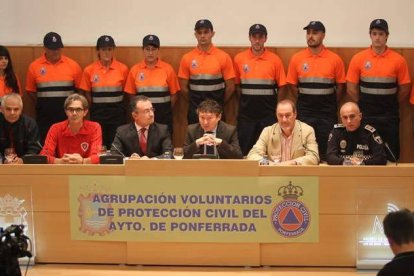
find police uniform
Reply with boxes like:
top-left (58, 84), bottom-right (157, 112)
top-left (326, 123), bottom-right (387, 165)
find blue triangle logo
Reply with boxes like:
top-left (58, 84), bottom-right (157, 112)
top-left (283, 209), bottom-right (300, 224)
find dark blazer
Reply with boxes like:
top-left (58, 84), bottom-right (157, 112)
top-left (0, 113), bottom-right (41, 159)
top-left (184, 121), bottom-right (243, 159)
top-left (111, 122), bottom-right (172, 158)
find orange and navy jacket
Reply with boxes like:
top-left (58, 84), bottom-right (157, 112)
top-left (178, 45), bottom-right (235, 109)
top-left (287, 46), bottom-right (346, 117)
top-left (40, 119), bottom-right (102, 164)
top-left (25, 54), bottom-right (82, 122)
top-left (0, 74), bottom-right (22, 97)
top-left (347, 46), bottom-right (411, 117)
top-left (124, 59), bottom-right (179, 125)
top-left (234, 48), bottom-right (286, 120)
top-left (80, 59), bottom-right (128, 123)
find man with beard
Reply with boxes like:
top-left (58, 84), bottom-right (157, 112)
top-left (247, 99), bottom-right (319, 165)
top-left (178, 19), bottom-right (235, 124)
top-left (234, 24), bottom-right (287, 156)
top-left (287, 21), bottom-right (346, 161)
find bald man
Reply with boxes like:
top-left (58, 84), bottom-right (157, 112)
top-left (326, 101), bottom-right (387, 165)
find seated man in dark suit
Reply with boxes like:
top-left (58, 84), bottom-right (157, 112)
top-left (111, 95), bottom-right (172, 159)
top-left (0, 93), bottom-right (42, 164)
top-left (184, 99), bottom-right (242, 159)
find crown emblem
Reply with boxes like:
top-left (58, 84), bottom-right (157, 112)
top-left (149, 35), bottom-right (154, 40)
top-left (376, 19), bottom-right (381, 24)
top-left (277, 181), bottom-right (303, 200)
top-left (105, 36), bottom-right (109, 42)
top-left (200, 20), bottom-right (204, 24)
top-left (311, 21), bottom-right (316, 25)
top-left (52, 36), bottom-right (57, 42)
top-left (255, 24), bottom-right (260, 29)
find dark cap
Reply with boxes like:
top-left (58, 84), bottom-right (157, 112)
top-left (249, 24), bottom-right (267, 36)
top-left (194, 19), bottom-right (213, 31)
top-left (96, 35), bottom-right (115, 49)
top-left (370, 19), bottom-right (389, 34)
top-left (303, 21), bottom-right (326, 32)
top-left (43, 32), bottom-right (63, 50)
top-left (142, 34), bottom-right (160, 48)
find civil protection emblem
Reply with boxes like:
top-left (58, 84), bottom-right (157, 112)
top-left (138, 72), bottom-right (145, 81)
top-left (40, 67), bottom-right (47, 76)
top-left (271, 181), bottom-right (310, 238)
top-left (92, 74), bottom-right (100, 83)
top-left (78, 193), bottom-right (112, 235)
top-left (191, 59), bottom-right (198, 69)
top-left (302, 63), bottom-right (309, 72)
top-left (364, 61), bottom-right (372, 70)
top-left (243, 64), bottom-right (250, 73)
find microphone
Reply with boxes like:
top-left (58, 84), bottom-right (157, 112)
top-left (111, 143), bottom-right (126, 158)
top-left (384, 142), bottom-right (398, 166)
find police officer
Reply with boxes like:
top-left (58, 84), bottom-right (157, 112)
top-left (326, 102), bottom-right (387, 165)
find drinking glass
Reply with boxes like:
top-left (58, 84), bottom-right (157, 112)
top-left (4, 148), bottom-right (16, 163)
top-left (98, 145), bottom-right (107, 156)
top-left (269, 152), bottom-right (281, 164)
top-left (173, 148), bottom-right (184, 160)
top-left (353, 150), bottom-right (364, 165)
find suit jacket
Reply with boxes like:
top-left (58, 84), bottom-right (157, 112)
top-left (247, 120), bottom-right (319, 165)
top-left (111, 122), bottom-right (172, 158)
top-left (184, 121), bottom-right (243, 159)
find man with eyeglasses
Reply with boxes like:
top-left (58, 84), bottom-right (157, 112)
top-left (178, 19), bottom-right (235, 124)
top-left (41, 93), bottom-right (102, 164)
top-left (326, 101), bottom-right (387, 165)
top-left (247, 99), bottom-right (319, 165)
top-left (124, 34), bottom-right (179, 133)
top-left (111, 95), bottom-right (172, 159)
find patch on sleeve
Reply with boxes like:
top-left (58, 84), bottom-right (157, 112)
top-left (373, 134), bottom-right (383, 144)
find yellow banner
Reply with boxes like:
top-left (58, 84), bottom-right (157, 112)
top-left (70, 176), bottom-right (319, 242)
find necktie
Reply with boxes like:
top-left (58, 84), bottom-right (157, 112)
top-left (140, 128), bottom-right (147, 155)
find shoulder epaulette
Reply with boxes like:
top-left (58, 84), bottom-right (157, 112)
top-left (364, 124), bottom-right (376, 133)
top-left (334, 124), bottom-right (345, 128)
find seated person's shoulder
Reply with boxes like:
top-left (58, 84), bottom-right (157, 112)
top-left (363, 124), bottom-right (376, 133)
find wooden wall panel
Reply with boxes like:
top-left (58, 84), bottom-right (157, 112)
top-left (6, 46), bottom-right (414, 161)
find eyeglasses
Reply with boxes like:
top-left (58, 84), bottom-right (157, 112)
top-left (66, 107), bottom-right (84, 113)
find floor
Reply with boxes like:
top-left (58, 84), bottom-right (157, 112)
top-left (23, 264), bottom-right (379, 276)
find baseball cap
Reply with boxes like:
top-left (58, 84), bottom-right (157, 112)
top-left (96, 35), bottom-right (115, 49)
top-left (303, 21), bottom-right (326, 32)
top-left (143, 34), bottom-right (160, 48)
top-left (43, 32), bottom-right (64, 50)
top-left (249, 24), bottom-right (267, 36)
top-left (194, 19), bottom-right (213, 31)
top-left (370, 19), bottom-right (389, 34)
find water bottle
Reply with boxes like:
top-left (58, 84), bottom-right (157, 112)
top-left (259, 155), bottom-right (270, 166)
